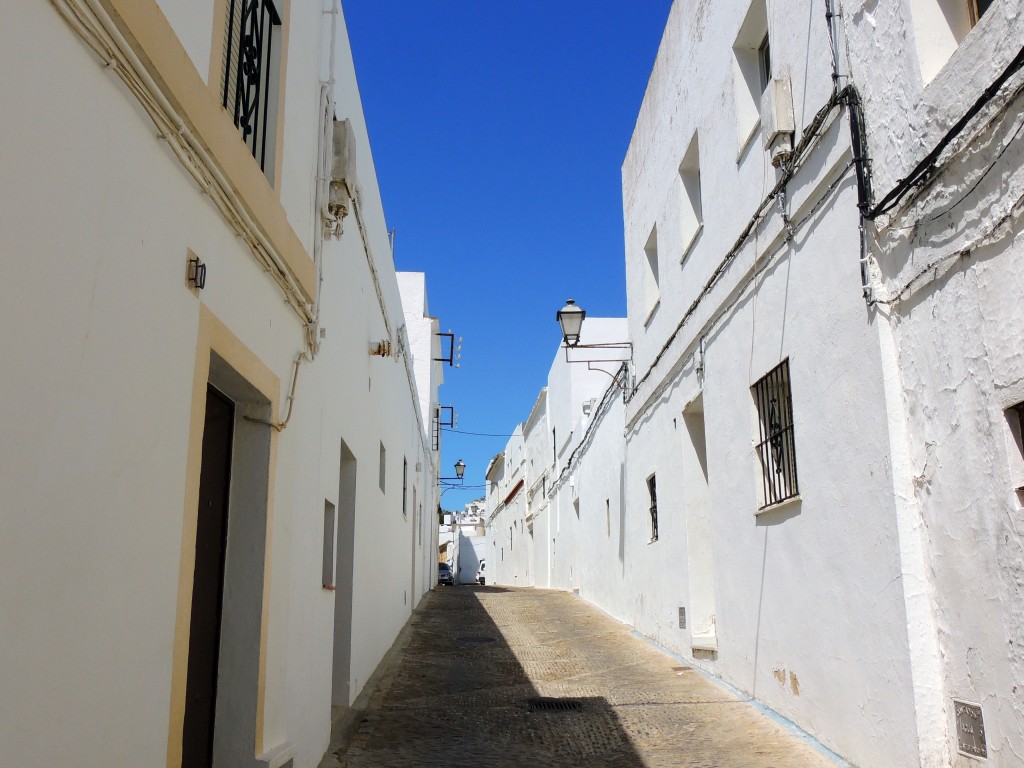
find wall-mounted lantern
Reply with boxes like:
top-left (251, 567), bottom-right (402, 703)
top-left (187, 255), bottom-right (207, 290)
top-left (556, 299), bottom-right (586, 346)
top-left (555, 298), bottom-right (633, 389)
top-left (440, 459), bottom-right (466, 485)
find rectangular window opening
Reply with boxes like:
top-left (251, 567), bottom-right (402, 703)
top-left (378, 442), bottom-right (386, 493)
top-left (732, 0), bottom-right (769, 150)
top-left (752, 359), bottom-right (799, 508)
top-left (402, 458), bottom-right (408, 517)
top-left (643, 226), bottom-right (660, 321)
top-left (679, 134), bottom-right (703, 263)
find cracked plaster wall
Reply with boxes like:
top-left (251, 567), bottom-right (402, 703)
top-left (844, 0), bottom-right (1024, 764)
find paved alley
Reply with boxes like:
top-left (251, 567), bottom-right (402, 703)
top-left (324, 587), bottom-right (837, 768)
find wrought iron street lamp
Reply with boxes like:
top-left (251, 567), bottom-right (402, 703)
top-left (441, 459), bottom-right (466, 484)
top-left (554, 299), bottom-right (633, 390)
top-left (556, 299), bottom-right (586, 347)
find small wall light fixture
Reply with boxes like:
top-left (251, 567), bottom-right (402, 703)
top-left (187, 255), bottom-right (207, 289)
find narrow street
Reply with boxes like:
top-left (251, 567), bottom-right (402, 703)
top-left (325, 587), bottom-right (839, 768)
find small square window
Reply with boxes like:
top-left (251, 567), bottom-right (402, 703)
top-left (643, 226), bottom-right (660, 321)
top-left (732, 0), bottom-right (769, 149)
top-left (752, 359), bottom-right (799, 508)
top-left (679, 134), bottom-right (703, 263)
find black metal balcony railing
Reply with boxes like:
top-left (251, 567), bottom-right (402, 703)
top-left (222, 0), bottom-right (281, 174)
top-left (753, 359), bottom-right (799, 507)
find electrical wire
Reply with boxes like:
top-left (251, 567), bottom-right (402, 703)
top-left (867, 42), bottom-right (1024, 220)
top-left (927, 109), bottom-right (1024, 223)
top-left (874, 184), bottom-right (1024, 306)
top-left (549, 364), bottom-right (627, 495)
top-left (626, 87), bottom-right (848, 405)
top-left (441, 428), bottom-right (521, 437)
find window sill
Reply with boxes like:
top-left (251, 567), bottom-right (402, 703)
top-left (643, 300), bottom-right (661, 328)
top-left (679, 223), bottom-right (704, 267)
top-left (691, 633), bottom-right (718, 652)
top-left (755, 494), bottom-right (801, 516)
top-left (737, 117), bottom-right (762, 163)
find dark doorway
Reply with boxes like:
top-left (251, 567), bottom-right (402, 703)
top-left (183, 385), bottom-right (234, 767)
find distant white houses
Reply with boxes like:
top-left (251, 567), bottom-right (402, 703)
top-left (485, 1), bottom-right (1024, 765)
top-left (0, 3), bottom-right (443, 767)
top-left (437, 499), bottom-right (488, 584)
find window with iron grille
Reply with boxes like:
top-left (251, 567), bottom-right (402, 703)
top-left (221, 0), bottom-right (282, 179)
top-left (647, 474), bottom-right (659, 541)
top-left (752, 359), bottom-right (799, 508)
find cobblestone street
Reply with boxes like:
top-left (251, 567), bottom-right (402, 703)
top-left (324, 587), bottom-right (837, 768)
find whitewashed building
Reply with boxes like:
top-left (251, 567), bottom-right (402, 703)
top-left (486, 317), bottom-right (628, 592)
top-left (848, 2), bottom-right (1024, 765)
top-left (0, 3), bottom-right (442, 768)
top-left (484, 1), bottom-right (1024, 766)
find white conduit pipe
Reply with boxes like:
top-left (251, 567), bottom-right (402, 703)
top-left (54, 0), bottom-right (315, 333)
top-left (350, 192), bottom-right (394, 341)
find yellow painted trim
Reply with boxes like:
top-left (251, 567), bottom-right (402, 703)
top-left (98, 0), bottom-right (314, 301)
top-left (167, 304), bottom-right (281, 768)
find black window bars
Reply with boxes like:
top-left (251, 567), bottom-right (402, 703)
top-left (222, 0), bottom-right (281, 175)
top-left (753, 359), bottom-right (799, 508)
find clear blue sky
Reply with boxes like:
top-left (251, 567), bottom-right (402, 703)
top-left (344, 1), bottom-right (673, 510)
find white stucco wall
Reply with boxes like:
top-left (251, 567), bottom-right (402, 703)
top-left (842, 2), bottom-right (1024, 763)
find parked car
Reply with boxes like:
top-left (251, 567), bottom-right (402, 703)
top-left (476, 560), bottom-right (486, 585)
top-left (437, 561), bottom-right (454, 586)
